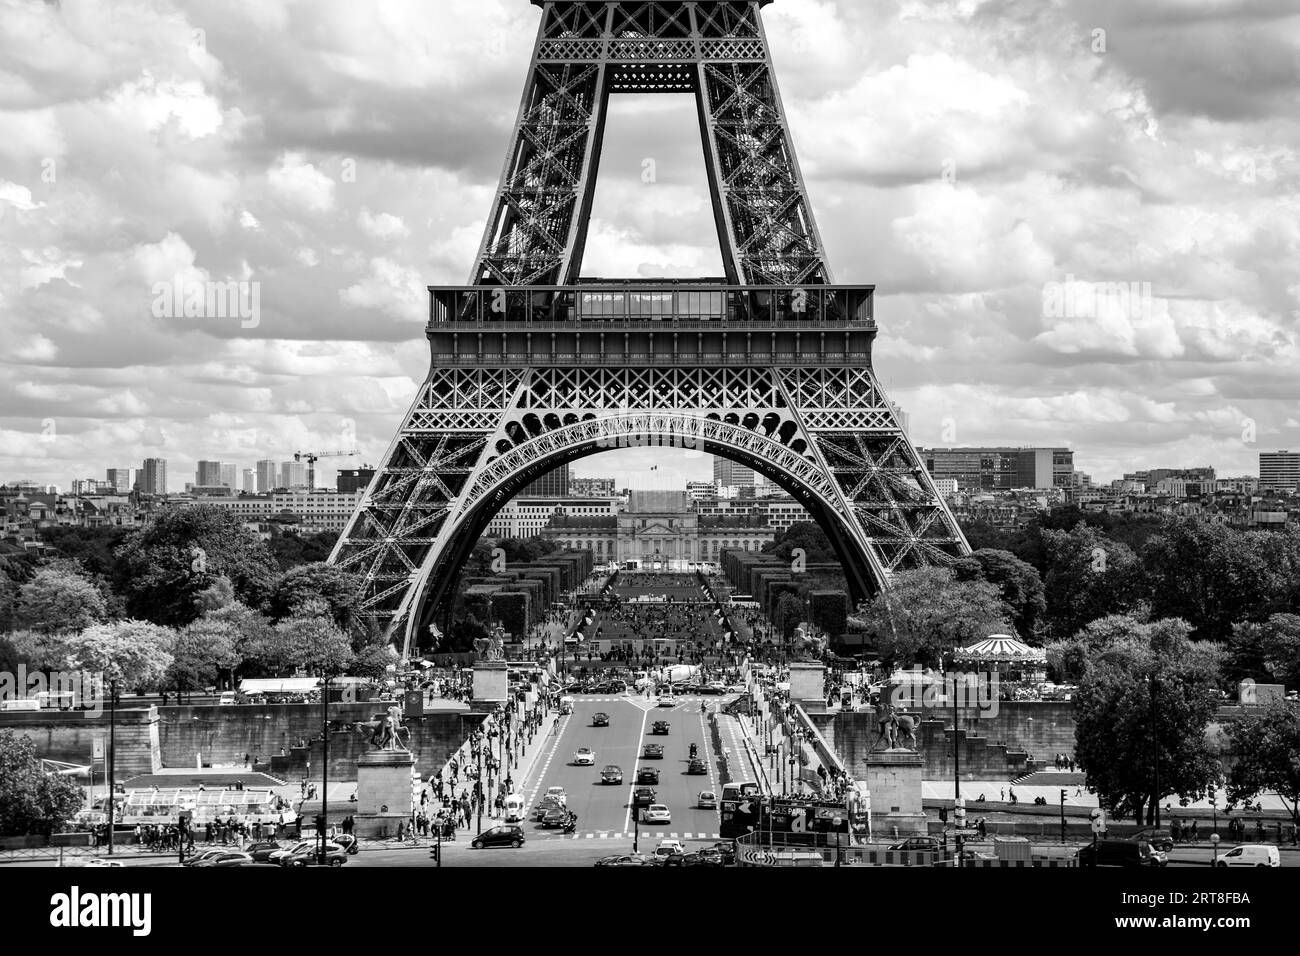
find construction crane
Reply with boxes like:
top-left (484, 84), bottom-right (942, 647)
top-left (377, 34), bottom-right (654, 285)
top-left (293, 449), bottom-right (358, 490)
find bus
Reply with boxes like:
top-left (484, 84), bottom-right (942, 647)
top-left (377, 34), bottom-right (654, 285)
top-left (721, 792), bottom-right (853, 844)
top-left (719, 782), bottom-right (762, 838)
top-left (117, 788), bottom-right (289, 828)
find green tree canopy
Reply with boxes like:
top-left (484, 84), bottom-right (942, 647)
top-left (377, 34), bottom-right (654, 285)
top-left (267, 563), bottom-right (363, 634)
top-left (1040, 523), bottom-right (1144, 639)
top-left (113, 506), bottom-right (279, 627)
top-left (60, 620), bottom-right (176, 693)
top-left (353, 642), bottom-right (397, 681)
top-left (762, 521), bottom-right (836, 564)
top-left (16, 566), bottom-right (108, 633)
top-left (1226, 699), bottom-right (1300, 826)
top-left (167, 617), bottom-right (242, 697)
top-left (0, 731), bottom-right (85, 837)
top-left (276, 605), bottom-right (355, 678)
top-left (1227, 614), bottom-right (1300, 687)
top-left (954, 549), bottom-right (1047, 639)
top-left (855, 566), bottom-right (1010, 668)
top-left (1073, 618), bottom-right (1223, 824)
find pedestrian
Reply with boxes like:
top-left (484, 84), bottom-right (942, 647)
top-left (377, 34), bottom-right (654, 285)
top-left (1189, 818), bottom-right (1198, 841)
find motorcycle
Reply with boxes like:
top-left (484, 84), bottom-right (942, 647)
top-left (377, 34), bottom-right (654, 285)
top-left (562, 813), bottom-right (578, 835)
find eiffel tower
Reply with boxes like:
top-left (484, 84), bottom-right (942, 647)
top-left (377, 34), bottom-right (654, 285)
top-left (331, 0), bottom-right (970, 657)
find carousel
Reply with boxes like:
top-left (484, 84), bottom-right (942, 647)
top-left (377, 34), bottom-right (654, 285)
top-left (952, 635), bottom-right (1048, 684)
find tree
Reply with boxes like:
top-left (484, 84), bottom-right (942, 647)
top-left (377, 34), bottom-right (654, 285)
top-left (0, 571), bottom-right (18, 631)
top-left (0, 731), bottom-right (85, 837)
top-left (113, 506), bottom-right (280, 627)
top-left (955, 549), bottom-right (1047, 639)
top-left (267, 563), bottom-right (363, 634)
top-left (1072, 618), bottom-right (1223, 824)
top-left (16, 567), bottom-right (107, 633)
top-left (1045, 614), bottom-right (1149, 683)
top-left (35, 526), bottom-right (131, 579)
top-left (1227, 614), bottom-right (1300, 688)
top-left (60, 621), bottom-right (176, 693)
top-left (167, 619), bottom-right (241, 699)
top-left (267, 529), bottom-right (339, 570)
top-left (854, 566), bottom-right (1010, 668)
top-left (763, 521), bottom-right (836, 564)
top-left (1040, 523), bottom-right (1143, 639)
top-left (1226, 699), bottom-right (1300, 826)
top-left (774, 591), bottom-right (806, 641)
top-left (353, 642), bottom-right (396, 681)
top-left (277, 604), bottom-right (355, 678)
top-left (1140, 522), bottom-right (1286, 641)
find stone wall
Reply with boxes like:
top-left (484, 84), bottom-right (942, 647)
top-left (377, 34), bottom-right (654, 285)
top-left (0, 707), bottom-right (160, 778)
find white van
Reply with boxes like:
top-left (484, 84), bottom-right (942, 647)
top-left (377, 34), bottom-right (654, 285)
top-left (218, 691), bottom-right (238, 706)
top-left (1215, 845), bottom-right (1280, 867)
top-left (503, 793), bottom-right (526, 823)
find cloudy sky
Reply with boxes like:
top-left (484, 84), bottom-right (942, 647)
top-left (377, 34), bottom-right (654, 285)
top-left (1, 0), bottom-right (1297, 492)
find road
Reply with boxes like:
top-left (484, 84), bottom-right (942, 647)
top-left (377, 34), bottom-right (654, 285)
top-left (519, 692), bottom-right (723, 845)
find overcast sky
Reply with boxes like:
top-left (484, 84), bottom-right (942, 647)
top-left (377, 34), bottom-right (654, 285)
top-left (1, 0), bottom-right (1297, 492)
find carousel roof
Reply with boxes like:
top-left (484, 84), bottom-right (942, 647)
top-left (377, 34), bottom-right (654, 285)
top-left (954, 634), bottom-right (1047, 663)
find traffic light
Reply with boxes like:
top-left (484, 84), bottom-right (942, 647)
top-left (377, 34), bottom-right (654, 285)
top-left (429, 843), bottom-right (440, 865)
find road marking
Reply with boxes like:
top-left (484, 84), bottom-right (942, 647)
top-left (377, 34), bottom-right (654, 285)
top-left (523, 711), bottom-right (570, 817)
top-left (623, 705), bottom-right (650, 835)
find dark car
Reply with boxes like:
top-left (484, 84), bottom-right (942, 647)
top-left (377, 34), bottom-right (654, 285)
top-left (245, 840), bottom-right (284, 863)
top-left (1129, 828), bottom-right (1175, 853)
top-left (1077, 840), bottom-right (1164, 868)
top-left (540, 807), bottom-right (572, 828)
top-left (189, 850), bottom-right (253, 868)
top-left (472, 825), bottom-right (526, 849)
top-left (651, 720), bottom-right (670, 735)
top-left (686, 758), bottom-right (708, 774)
top-left (632, 786), bottom-right (657, 809)
top-left (636, 767), bottom-right (660, 785)
top-left (642, 743), bottom-right (664, 760)
top-left (707, 842), bottom-right (736, 866)
top-left (889, 836), bottom-right (941, 852)
top-left (595, 854), bottom-right (650, 867)
top-left (592, 712), bottom-right (610, 727)
top-left (601, 765), bottom-right (624, 784)
top-left (663, 849), bottom-right (723, 868)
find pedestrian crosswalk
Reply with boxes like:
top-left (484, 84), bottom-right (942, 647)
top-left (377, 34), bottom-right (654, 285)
top-left (538, 831), bottom-right (721, 840)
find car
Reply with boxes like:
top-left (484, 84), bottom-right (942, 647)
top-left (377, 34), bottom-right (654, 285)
top-left (540, 807), bottom-right (573, 829)
top-left (532, 796), bottom-right (565, 820)
top-left (601, 765), bottom-right (624, 784)
top-left (573, 747), bottom-right (596, 766)
top-left (545, 786), bottom-right (568, 805)
top-left (642, 743), bottom-right (664, 760)
top-left (81, 858), bottom-right (125, 868)
top-left (656, 695), bottom-right (675, 707)
top-left (706, 681), bottom-right (727, 694)
top-left (333, 834), bottom-right (360, 855)
top-left (245, 840), bottom-right (285, 863)
top-left (686, 758), bottom-right (708, 775)
top-left (183, 847), bottom-right (231, 867)
top-left (707, 841), bottom-right (737, 865)
top-left (1128, 828), bottom-right (1174, 853)
top-left (642, 804), bottom-right (672, 825)
top-left (633, 786), bottom-right (657, 810)
top-left (592, 712), bottom-right (610, 727)
top-left (1215, 845), bottom-right (1280, 868)
top-left (281, 842), bottom-right (348, 867)
top-left (595, 853), bottom-right (650, 867)
top-left (636, 767), bottom-right (660, 785)
top-left (697, 790), bottom-right (717, 809)
top-left (472, 825), bottom-right (525, 849)
top-left (189, 851), bottom-right (253, 868)
top-left (662, 848), bottom-right (723, 868)
top-left (653, 839), bottom-right (685, 860)
top-left (889, 836), bottom-right (941, 852)
top-left (1077, 840), bottom-right (1164, 868)
top-left (651, 720), bottom-right (670, 735)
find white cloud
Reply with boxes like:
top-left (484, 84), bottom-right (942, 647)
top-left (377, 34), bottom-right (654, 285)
top-left (267, 152), bottom-right (336, 213)
top-left (358, 208), bottom-right (410, 240)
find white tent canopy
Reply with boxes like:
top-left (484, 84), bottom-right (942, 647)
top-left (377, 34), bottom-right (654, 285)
top-left (955, 635), bottom-right (1047, 663)
top-left (238, 678), bottom-right (322, 695)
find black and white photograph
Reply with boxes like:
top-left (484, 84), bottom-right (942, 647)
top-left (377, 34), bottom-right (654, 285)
top-left (0, 0), bottom-right (1297, 938)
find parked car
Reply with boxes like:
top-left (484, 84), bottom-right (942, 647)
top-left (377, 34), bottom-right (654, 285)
top-left (601, 765), bottom-right (624, 784)
top-left (642, 743), bottom-right (664, 760)
top-left (245, 840), bottom-right (285, 863)
top-left (472, 825), bottom-right (525, 849)
top-left (183, 847), bottom-right (231, 867)
top-left (592, 712), bottom-right (610, 727)
top-left (651, 720), bottom-right (670, 735)
top-left (1128, 828), bottom-right (1174, 853)
top-left (1215, 845), bottom-right (1280, 868)
top-left (573, 747), bottom-right (596, 766)
top-left (281, 842), bottom-right (348, 867)
top-left (1077, 840), bottom-right (1165, 868)
top-left (595, 853), bottom-right (650, 867)
top-left (189, 851), bottom-right (253, 868)
top-left (889, 836), bottom-right (941, 852)
top-left (643, 804), bottom-right (672, 825)
top-left (637, 767), bottom-right (660, 785)
top-left (697, 790), bottom-right (717, 809)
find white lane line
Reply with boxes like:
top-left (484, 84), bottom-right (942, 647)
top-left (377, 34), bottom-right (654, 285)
top-left (523, 712), bottom-right (570, 817)
top-left (624, 704), bottom-right (650, 834)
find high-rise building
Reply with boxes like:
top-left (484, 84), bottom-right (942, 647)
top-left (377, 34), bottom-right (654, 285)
top-left (256, 459), bottom-right (277, 493)
top-left (1260, 451), bottom-right (1300, 491)
top-left (712, 456), bottom-right (756, 489)
top-left (569, 476), bottom-right (617, 498)
top-left (337, 467), bottom-right (376, 494)
top-left (280, 460), bottom-right (308, 489)
top-left (140, 458), bottom-right (168, 495)
top-left (241, 468), bottom-right (255, 493)
top-left (196, 460), bottom-right (223, 486)
top-left (919, 447), bottom-right (1074, 492)
top-left (521, 462), bottom-right (570, 498)
top-left (106, 468), bottom-right (131, 493)
top-left (219, 462), bottom-right (238, 489)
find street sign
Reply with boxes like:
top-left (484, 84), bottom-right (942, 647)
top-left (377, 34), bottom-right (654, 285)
top-left (92, 737), bottom-right (104, 761)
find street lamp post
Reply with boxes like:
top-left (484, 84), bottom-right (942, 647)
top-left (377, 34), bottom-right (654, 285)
top-left (475, 743), bottom-right (484, 836)
top-left (106, 678), bottom-right (117, 856)
top-left (318, 675), bottom-right (330, 866)
top-left (1145, 675), bottom-right (1161, 829)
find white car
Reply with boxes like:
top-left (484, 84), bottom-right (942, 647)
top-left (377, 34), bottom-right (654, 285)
top-left (697, 790), bottom-right (717, 809)
top-left (82, 858), bottom-right (125, 867)
top-left (654, 839), bottom-right (685, 859)
top-left (545, 786), bottom-right (568, 806)
top-left (573, 748), bottom-right (595, 766)
top-left (642, 804), bottom-right (672, 825)
top-left (656, 695), bottom-right (676, 707)
top-left (1215, 845), bottom-right (1280, 867)
top-left (706, 681), bottom-right (726, 693)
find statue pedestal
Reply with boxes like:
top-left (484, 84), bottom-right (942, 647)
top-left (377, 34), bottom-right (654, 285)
top-left (788, 661), bottom-right (825, 710)
top-left (864, 750), bottom-right (927, 838)
top-left (352, 750), bottom-right (417, 839)
top-left (472, 660), bottom-right (509, 710)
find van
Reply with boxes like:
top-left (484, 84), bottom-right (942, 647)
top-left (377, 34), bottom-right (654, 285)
top-left (1215, 845), bottom-right (1280, 868)
top-left (559, 697), bottom-right (574, 715)
top-left (1077, 840), bottom-right (1165, 867)
top-left (218, 691), bottom-right (238, 706)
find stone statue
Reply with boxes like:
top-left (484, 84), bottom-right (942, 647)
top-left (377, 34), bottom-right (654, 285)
top-left (872, 701), bottom-right (919, 752)
top-left (367, 705), bottom-right (410, 751)
top-left (474, 625), bottom-right (506, 662)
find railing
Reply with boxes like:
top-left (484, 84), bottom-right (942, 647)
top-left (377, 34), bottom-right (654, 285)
top-left (429, 284), bottom-right (874, 326)
top-left (432, 352), bottom-right (873, 367)
top-left (793, 703), bottom-right (847, 779)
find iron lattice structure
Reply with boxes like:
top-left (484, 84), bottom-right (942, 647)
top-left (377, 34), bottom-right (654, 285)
top-left (331, 1), bottom-right (970, 656)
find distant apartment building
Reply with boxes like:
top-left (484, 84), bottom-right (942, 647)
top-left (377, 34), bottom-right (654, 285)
top-left (569, 476), bottom-right (617, 498)
top-left (520, 463), bottom-right (570, 499)
top-left (712, 456), bottom-right (756, 491)
top-left (1260, 451), bottom-right (1300, 491)
top-left (1122, 467), bottom-right (1216, 491)
top-left (255, 459), bottom-right (277, 493)
top-left (1216, 476), bottom-right (1260, 494)
top-left (219, 462), bottom-right (238, 489)
top-left (1155, 477), bottom-right (1215, 499)
top-left (106, 468), bottom-right (131, 493)
top-left (195, 460), bottom-right (223, 487)
top-left (686, 481), bottom-right (718, 501)
top-left (932, 478), bottom-right (959, 496)
top-left (337, 467), bottom-right (376, 494)
top-left (484, 497), bottom-right (619, 539)
top-left (920, 447), bottom-right (1074, 491)
top-left (241, 468), bottom-right (255, 493)
top-left (173, 490), bottom-right (364, 534)
top-left (139, 458), bottom-right (168, 495)
top-left (280, 461), bottom-right (308, 489)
